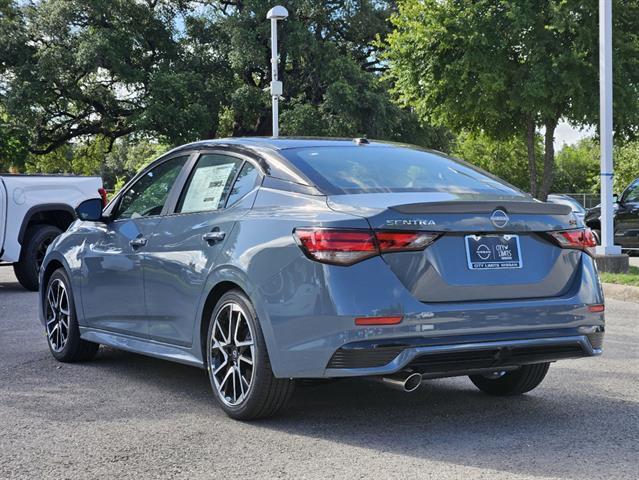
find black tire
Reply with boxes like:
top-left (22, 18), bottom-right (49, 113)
top-left (44, 268), bottom-right (99, 362)
top-left (206, 290), bottom-right (294, 420)
top-left (469, 363), bottom-right (550, 396)
top-left (13, 224), bottom-right (62, 291)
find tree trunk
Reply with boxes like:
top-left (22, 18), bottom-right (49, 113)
top-left (538, 119), bottom-right (558, 201)
top-left (525, 116), bottom-right (538, 197)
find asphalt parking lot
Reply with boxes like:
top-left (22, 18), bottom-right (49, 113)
top-left (1, 267), bottom-right (637, 480)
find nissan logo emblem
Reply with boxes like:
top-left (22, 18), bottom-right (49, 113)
top-left (490, 209), bottom-right (509, 228)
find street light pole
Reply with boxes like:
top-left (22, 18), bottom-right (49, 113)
top-left (596, 0), bottom-right (620, 256)
top-left (267, 6), bottom-right (288, 138)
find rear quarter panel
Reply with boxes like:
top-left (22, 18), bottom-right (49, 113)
top-left (194, 187), bottom-right (369, 369)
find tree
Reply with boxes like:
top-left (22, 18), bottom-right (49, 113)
top-left (0, 0), bottom-right (231, 154)
top-left (555, 137), bottom-right (639, 194)
top-left (100, 137), bottom-right (170, 188)
top-left (614, 142), bottom-right (639, 194)
top-left (382, 0), bottom-right (639, 199)
top-left (182, 1), bottom-right (450, 146)
top-left (552, 138), bottom-right (600, 193)
top-left (453, 131), bottom-right (542, 192)
top-left (0, 1), bottom-right (29, 171)
top-left (0, 105), bottom-right (28, 171)
top-left (24, 136), bottom-right (169, 189)
top-left (0, 0), bottom-right (450, 163)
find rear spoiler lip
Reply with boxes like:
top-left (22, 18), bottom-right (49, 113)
top-left (390, 200), bottom-right (572, 215)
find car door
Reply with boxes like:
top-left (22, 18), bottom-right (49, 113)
top-left (143, 151), bottom-right (261, 346)
top-left (615, 180), bottom-right (639, 249)
top-left (80, 154), bottom-right (190, 337)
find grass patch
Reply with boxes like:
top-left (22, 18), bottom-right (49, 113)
top-left (600, 266), bottom-right (639, 287)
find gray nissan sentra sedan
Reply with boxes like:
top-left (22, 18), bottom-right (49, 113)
top-left (39, 137), bottom-right (604, 419)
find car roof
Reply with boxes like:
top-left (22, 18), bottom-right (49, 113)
top-left (172, 136), bottom-right (412, 152)
top-left (160, 137), bottom-right (441, 186)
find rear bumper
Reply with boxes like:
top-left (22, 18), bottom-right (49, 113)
top-left (256, 253), bottom-right (605, 378)
top-left (325, 327), bottom-right (603, 377)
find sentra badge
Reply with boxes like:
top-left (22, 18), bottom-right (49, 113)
top-left (386, 219), bottom-right (436, 226)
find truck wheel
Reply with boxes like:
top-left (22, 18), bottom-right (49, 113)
top-left (13, 224), bottom-right (62, 291)
top-left (469, 363), bottom-right (550, 396)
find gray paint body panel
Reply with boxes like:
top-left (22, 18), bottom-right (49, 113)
top-left (39, 139), bottom-right (605, 379)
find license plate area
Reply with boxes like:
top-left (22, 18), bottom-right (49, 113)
top-left (465, 234), bottom-right (523, 270)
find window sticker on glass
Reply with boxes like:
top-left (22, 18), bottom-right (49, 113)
top-left (181, 163), bottom-right (236, 213)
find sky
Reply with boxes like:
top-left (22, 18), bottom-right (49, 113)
top-left (554, 120), bottom-right (595, 151)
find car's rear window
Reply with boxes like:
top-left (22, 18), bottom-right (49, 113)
top-left (280, 146), bottom-right (525, 196)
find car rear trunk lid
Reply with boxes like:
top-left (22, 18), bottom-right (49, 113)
top-left (327, 193), bottom-right (581, 303)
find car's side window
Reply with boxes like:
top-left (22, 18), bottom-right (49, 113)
top-left (115, 155), bottom-right (189, 220)
top-left (622, 181), bottom-right (639, 204)
top-left (226, 162), bottom-right (259, 207)
top-left (176, 154), bottom-right (243, 214)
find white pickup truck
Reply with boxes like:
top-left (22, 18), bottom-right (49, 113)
top-left (0, 175), bottom-right (104, 290)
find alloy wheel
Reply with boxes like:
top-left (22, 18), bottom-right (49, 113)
top-left (209, 302), bottom-right (256, 406)
top-left (45, 278), bottom-right (70, 352)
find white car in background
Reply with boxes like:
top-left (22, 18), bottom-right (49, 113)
top-left (0, 174), bottom-right (104, 290)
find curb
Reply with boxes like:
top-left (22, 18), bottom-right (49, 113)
top-left (602, 282), bottom-right (639, 303)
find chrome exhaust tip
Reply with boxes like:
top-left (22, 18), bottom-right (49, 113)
top-left (376, 370), bottom-right (423, 392)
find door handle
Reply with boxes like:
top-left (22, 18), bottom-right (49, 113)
top-left (202, 231), bottom-right (226, 244)
top-left (129, 237), bottom-right (147, 248)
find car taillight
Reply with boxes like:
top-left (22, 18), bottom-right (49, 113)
top-left (293, 228), bottom-right (440, 265)
top-left (549, 228), bottom-right (597, 256)
top-left (98, 187), bottom-right (108, 207)
top-left (375, 231), bottom-right (440, 252)
top-left (294, 229), bottom-right (377, 265)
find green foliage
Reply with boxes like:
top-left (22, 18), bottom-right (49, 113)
top-left (549, 137), bottom-right (639, 194)
top-left (382, 0), bottom-right (639, 198)
top-left (280, 55), bottom-right (452, 148)
top-left (552, 138), bottom-right (601, 193)
top-left (24, 136), bottom-right (170, 189)
top-left (455, 133), bottom-right (638, 196)
top-left (599, 266), bottom-right (639, 287)
top-left (556, 138), bottom-right (639, 194)
top-left (0, 0), bottom-right (232, 154)
top-left (0, 106), bottom-right (28, 171)
top-left (24, 137), bottom-right (112, 177)
top-left (100, 137), bottom-right (171, 188)
top-left (452, 131), bottom-right (541, 192)
top-left (613, 142), bottom-right (639, 195)
top-left (384, 0), bottom-right (639, 135)
top-left (0, 0), bottom-right (448, 174)
top-left (24, 145), bottom-right (75, 175)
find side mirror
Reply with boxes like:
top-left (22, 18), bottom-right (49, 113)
top-left (75, 198), bottom-right (104, 222)
top-left (613, 193), bottom-right (619, 203)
